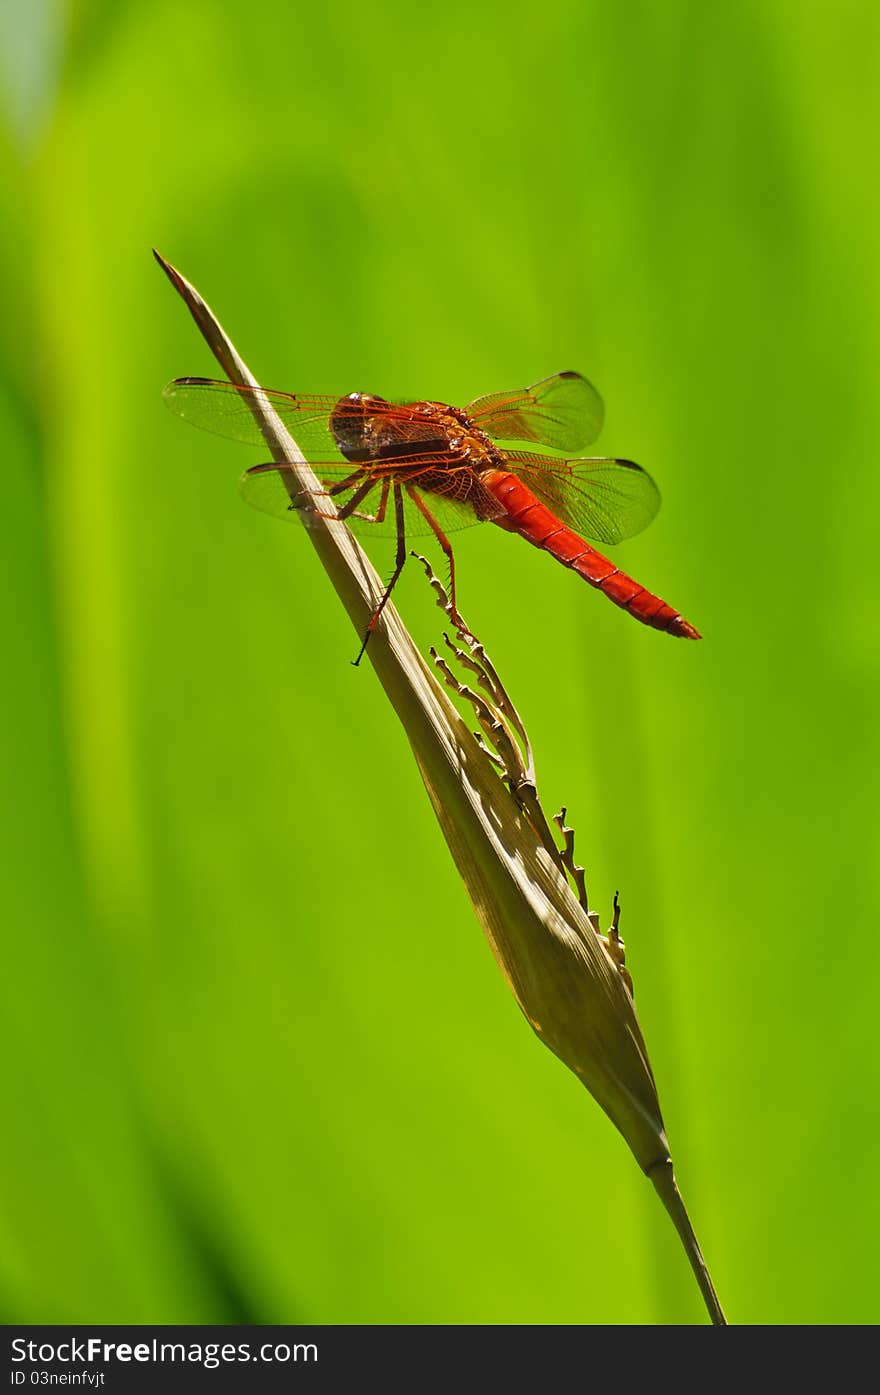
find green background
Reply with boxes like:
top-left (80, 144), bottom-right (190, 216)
top-left (1, 0), bottom-right (877, 1325)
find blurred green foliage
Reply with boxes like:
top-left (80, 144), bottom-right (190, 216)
top-left (1, 0), bottom-right (877, 1325)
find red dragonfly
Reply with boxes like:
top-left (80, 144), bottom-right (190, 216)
top-left (163, 371), bottom-right (700, 661)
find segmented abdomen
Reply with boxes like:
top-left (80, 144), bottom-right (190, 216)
top-left (483, 470), bottom-right (700, 640)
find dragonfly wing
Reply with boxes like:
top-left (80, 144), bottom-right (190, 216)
top-left (503, 450), bottom-right (661, 544)
top-left (163, 378), bottom-right (456, 455)
top-left (163, 379), bottom-right (344, 450)
top-left (467, 371), bottom-right (605, 452)
top-left (240, 456), bottom-right (500, 538)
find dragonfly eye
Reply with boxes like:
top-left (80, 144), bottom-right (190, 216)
top-left (330, 393), bottom-right (376, 462)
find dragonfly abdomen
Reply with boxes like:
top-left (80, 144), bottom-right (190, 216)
top-left (483, 470), bottom-right (700, 640)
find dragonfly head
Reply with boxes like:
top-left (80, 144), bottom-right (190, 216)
top-left (330, 392), bottom-right (393, 463)
top-left (330, 393), bottom-right (449, 464)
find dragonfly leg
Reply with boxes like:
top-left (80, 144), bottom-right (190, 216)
top-left (334, 475), bottom-right (377, 521)
top-left (353, 483), bottom-right (406, 667)
top-left (370, 477), bottom-right (390, 522)
top-left (301, 475), bottom-right (389, 525)
top-left (344, 476), bottom-right (390, 525)
top-left (406, 485), bottom-right (461, 624)
top-left (328, 469), bottom-right (368, 496)
top-left (289, 472), bottom-right (376, 523)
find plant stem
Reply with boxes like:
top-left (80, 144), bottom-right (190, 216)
top-left (649, 1159), bottom-right (728, 1325)
top-left (156, 251), bottom-right (729, 1326)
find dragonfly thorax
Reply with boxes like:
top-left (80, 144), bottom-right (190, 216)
top-left (430, 403), bottom-right (502, 466)
top-left (329, 393), bottom-right (502, 469)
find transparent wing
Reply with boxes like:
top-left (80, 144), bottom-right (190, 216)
top-left (163, 378), bottom-right (455, 455)
top-left (468, 371), bottom-right (605, 451)
top-left (240, 456), bottom-right (504, 539)
top-left (503, 450), bottom-right (661, 544)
